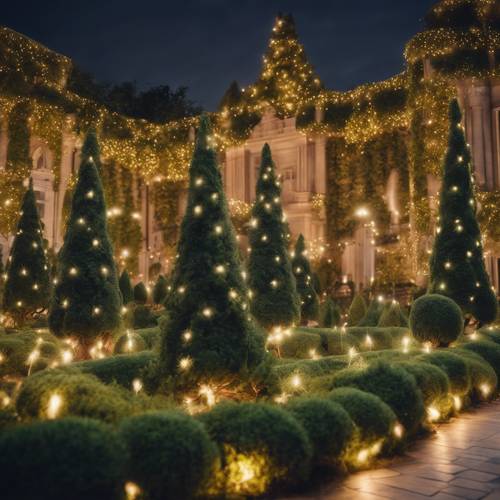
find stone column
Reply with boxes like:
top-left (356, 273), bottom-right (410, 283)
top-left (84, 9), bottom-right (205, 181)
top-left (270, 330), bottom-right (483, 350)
top-left (0, 111), bottom-right (8, 169)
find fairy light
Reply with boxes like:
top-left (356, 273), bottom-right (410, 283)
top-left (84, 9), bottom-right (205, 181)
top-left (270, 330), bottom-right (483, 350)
top-left (46, 393), bottom-right (63, 419)
top-left (427, 406), bottom-right (440, 422)
top-left (179, 357), bottom-right (192, 371)
top-left (194, 205), bottom-right (203, 216)
top-left (199, 384), bottom-right (216, 407)
top-left (202, 307), bottom-right (213, 318)
top-left (132, 378), bottom-right (143, 394)
top-left (453, 395), bottom-right (462, 411)
top-left (393, 423), bottom-right (404, 439)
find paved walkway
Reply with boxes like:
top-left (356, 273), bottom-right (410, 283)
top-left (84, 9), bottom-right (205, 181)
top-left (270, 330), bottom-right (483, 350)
top-left (289, 400), bottom-right (500, 500)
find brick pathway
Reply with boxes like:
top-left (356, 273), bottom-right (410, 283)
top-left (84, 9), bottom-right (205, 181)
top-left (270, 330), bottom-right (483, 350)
top-left (287, 400), bottom-right (500, 500)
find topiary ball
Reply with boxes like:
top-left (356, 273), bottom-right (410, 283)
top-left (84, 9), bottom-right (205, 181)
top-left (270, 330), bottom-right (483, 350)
top-left (0, 417), bottom-right (126, 500)
top-left (119, 411), bottom-right (217, 499)
top-left (285, 396), bottom-right (354, 465)
top-left (113, 331), bottom-right (147, 354)
top-left (460, 340), bottom-right (500, 380)
top-left (198, 401), bottom-right (312, 496)
top-left (410, 294), bottom-right (463, 347)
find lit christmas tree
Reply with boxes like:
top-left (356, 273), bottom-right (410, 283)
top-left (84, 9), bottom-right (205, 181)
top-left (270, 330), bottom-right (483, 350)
top-left (159, 116), bottom-right (265, 387)
top-left (291, 235), bottom-right (319, 325)
top-left (429, 99), bottom-right (498, 326)
top-left (248, 144), bottom-right (300, 330)
top-left (49, 132), bottom-right (122, 356)
top-left (254, 13), bottom-right (321, 117)
top-left (2, 179), bottom-right (51, 326)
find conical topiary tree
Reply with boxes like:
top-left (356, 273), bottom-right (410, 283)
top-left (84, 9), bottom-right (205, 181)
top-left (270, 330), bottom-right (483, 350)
top-left (159, 116), bottom-right (265, 386)
top-left (378, 301), bottom-right (408, 328)
top-left (358, 298), bottom-right (384, 327)
top-left (134, 282), bottom-right (148, 305)
top-left (429, 100), bottom-right (498, 326)
top-left (248, 144), bottom-right (300, 330)
top-left (2, 179), bottom-right (51, 326)
top-left (49, 133), bottom-right (122, 356)
top-left (153, 275), bottom-right (168, 305)
top-left (119, 270), bottom-right (134, 305)
top-left (347, 293), bottom-right (367, 326)
top-left (291, 234), bottom-right (319, 325)
top-left (319, 298), bottom-right (341, 328)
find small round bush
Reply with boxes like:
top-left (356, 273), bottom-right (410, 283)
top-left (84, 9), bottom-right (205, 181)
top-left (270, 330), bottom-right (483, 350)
top-left (133, 282), bottom-right (148, 304)
top-left (418, 351), bottom-right (471, 396)
top-left (16, 369), bottom-right (133, 423)
top-left (285, 396), bottom-right (353, 465)
top-left (0, 417), bottom-right (126, 500)
top-left (329, 387), bottom-right (397, 444)
top-left (119, 411), bottom-right (217, 499)
top-left (460, 340), bottom-right (500, 380)
top-left (113, 331), bottom-right (147, 354)
top-left (198, 402), bottom-right (312, 495)
top-left (410, 294), bottom-right (463, 347)
top-left (331, 361), bottom-right (425, 435)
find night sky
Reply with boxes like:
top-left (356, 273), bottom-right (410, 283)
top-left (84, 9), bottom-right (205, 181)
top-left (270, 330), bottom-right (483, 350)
top-left (2, 0), bottom-right (437, 110)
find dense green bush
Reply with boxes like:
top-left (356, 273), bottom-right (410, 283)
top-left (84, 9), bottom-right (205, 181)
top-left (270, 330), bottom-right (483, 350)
top-left (481, 327), bottom-right (500, 345)
top-left (316, 328), bottom-right (360, 355)
top-left (198, 402), bottom-right (312, 494)
top-left (16, 369), bottom-right (134, 423)
top-left (347, 294), bottom-right (367, 326)
top-left (135, 327), bottom-right (161, 349)
top-left (410, 294), bottom-right (463, 347)
top-left (281, 330), bottom-right (326, 359)
top-left (120, 412), bottom-right (217, 499)
top-left (459, 340), bottom-right (500, 380)
top-left (133, 282), bottom-right (148, 304)
top-left (285, 396), bottom-right (353, 465)
top-left (133, 304), bottom-right (158, 328)
top-left (0, 417), bottom-right (126, 500)
top-left (113, 331), bottom-right (147, 354)
top-left (358, 299), bottom-right (384, 327)
top-left (319, 298), bottom-right (341, 328)
top-left (418, 351), bottom-right (471, 396)
top-left (329, 387), bottom-right (397, 445)
top-left (378, 302), bottom-right (408, 328)
top-left (331, 361), bottom-right (425, 435)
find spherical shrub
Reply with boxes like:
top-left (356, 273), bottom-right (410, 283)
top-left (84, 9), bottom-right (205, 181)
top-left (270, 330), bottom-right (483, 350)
top-left (285, 396), bottom-right (353, 465)
top-left (418, 351), bottom-right (471, 396)
top-left (198, 402), bottom-right (312, 495)
top-left (329, 387), bottom-right (397, 444)
top-left (460, 340), bottom-right (500, 379)
top-left (0, 417), bottom-right (126, 500)
top-left (410, 294), bottom-right (463, 347)
top-left (331, 361), bottom-right (425, 435)
top-left (119, 411), bottom-right (217, 499)
top-left (113, 331), bottom-right (147, 354)
top-left (133, 282), bottom-right (148, 304)
top-left (16, 369), bottom-right (133, 423)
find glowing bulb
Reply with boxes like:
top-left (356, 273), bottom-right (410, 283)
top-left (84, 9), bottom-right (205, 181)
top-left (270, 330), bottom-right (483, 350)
top-left (61, 350), bottom-right (73, 364)
top-left (427, 406), bottom-right (440, 422)
top-left (86, 190), bottom-right (94, 199)
top-left (214, 225), bottom-right (223, 235)
top-left (132, 379), bottom-right (143, 394)
top-left (393, 423), bottom-right (404, 439)
top-left (214, 265), bottom-right (226, 274)
top-left (179, 357), bottom-right (192, 371)
top-left (480, 383), bottom-right (491, 398)
top-left (202, 307), bottom-right (213, 318)
top-left (69, 267), bottom-right (77, 276)
top-left (357, 449), bottom-right (369, 463)
top-left (194, 205), bottom-right (203, 216)
top-left (291, 374), bottom-right (302, 388)
top-left (183, 330), bottom-right (192, 342)
top-left (47, 393), bottom-right (63, 419)
top-left (453, 395), bottom-right (462, 411)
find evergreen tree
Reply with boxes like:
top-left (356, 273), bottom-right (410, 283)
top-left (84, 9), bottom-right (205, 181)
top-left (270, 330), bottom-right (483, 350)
top-left (291, 235), bottom-right (319, 324)
top-left (2, 179), bottom-right (51, 326)
top-left (248, 144), bottom-right (300, 329)
top-left (347, 293), bottom-right (367, 326)
top-left (358, 298), bottom-right (385, 327)
top-left (255, 14), bottom-right (321, 117)
top-left (378, 301), bottom-right (408, 328)
top-left (319, 298), bottom-right (341, 328)
top-left (134, 282), bottom-right (148, 305)
top-left (49, 133), bottom-right (122, 355)
top-left (429, 100), bottom-right (498, 325)
top-left (153, 274), bottom-right (168, 305)
top-left (80, 128), bottom-right (102, 172)
top-left (159, 116), bottom-right (265, 385)
top-left (119, 270), bottom-right (134, 305)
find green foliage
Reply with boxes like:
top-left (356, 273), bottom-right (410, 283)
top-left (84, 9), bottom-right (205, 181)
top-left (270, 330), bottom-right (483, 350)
top-left (198, 401), bottom-right (312, 490)
top-left (159, 116), bottom-right (264, 384)
top-left (459, 340), bottom-right (500, 380)
top-left (135, 327), bottom-right (161, 350)
top-left (347, 294), bottom-right (367, 326)
top-left (410, 294), bottom-right (463, 347)
top-left (132, 304), bottom-right (158, 329)
top-left (378, 301), bottom-right (408, 328)
top-left (418, 351), bottom-right (471, 396)
top-left (329, 387), bottom-right (397, 445)
top-left (119, 270), bottom-right (134, 304)
top-left (153, 274), bottom-right (168, 305)
top-left (133, 282), bottom-right (148, 304)
top-left (248, 144), bottom-right (300, 329)
top-left (49, 131), bottom-right (122, 347)
top-left (2, 180), bottom-right (51, 325)
top-left (16, 369), bottom-right (134, 423)
top-left (119, 411), bottom-right (217, 500)
top-left (280, 330), bottom-right (325, 359)
top-left (319, 298), bottom-right (341, 328)
top-left (113, 331), bottom-right (147, 354)
top-left (331, 361), bottom-right (425, 435)
top-left (315, 327), bottom-right (360, 355)
top-left (285, 396), bottom-right (354, 465)
top-left (358, 299), bottom-right (384, 326)
top-left (291, 235), bottom-right (319, 323)
top-left (0, 417), bottom-right (126, 500)
top-left (323, 101), bottom-right (354, 130)
top-left (429, 100), bottom-right (498, 325)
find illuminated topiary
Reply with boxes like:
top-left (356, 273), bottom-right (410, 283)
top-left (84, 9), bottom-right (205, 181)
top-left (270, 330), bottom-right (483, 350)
top-left (410, 294), bottom-right (463, 347)
top-left (378, 301), bottom-right (408, 328)
top-left (319, 298), bottom-right (341, 328)
top-left (460, 339), bottom-right (500, 380)
top-left (133, 282), bottom-right (148, 304)
top-left (118, 269), bottom-right (134, 304)
top-left (113, 331), bottom-right (147, 354)
top-left (153, 274), bottom-right (168, 305)
top-left (347, 294), bottom-right (367, 326)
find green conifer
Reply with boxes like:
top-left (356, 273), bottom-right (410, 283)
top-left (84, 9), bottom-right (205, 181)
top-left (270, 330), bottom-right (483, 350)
top-left (119, 270), bottom-right (134, 305)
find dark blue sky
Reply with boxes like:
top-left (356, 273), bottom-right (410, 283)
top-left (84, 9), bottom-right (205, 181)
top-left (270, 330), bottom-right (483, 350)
top-left (2, 0), bottom-right (437, 110)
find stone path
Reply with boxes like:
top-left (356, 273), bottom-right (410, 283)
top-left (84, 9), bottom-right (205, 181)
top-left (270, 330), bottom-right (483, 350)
top-left (288, 400), bottom-right (500, 500)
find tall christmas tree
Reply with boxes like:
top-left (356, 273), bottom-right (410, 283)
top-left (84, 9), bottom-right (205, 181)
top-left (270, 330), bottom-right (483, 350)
top-left (49, 132), bottom-right (122, 355)
top-left (159, 116), bottom-right (264, 386)
top-left (429, 99), bottom-right (498, 325)
top-left (248, 144), bottom-right (300, 329)
top-left (254, 13), bottom-right (321, 116)
top-left (2, 179), bottom-right (51, 326)
top-left (119, 269), bottom-right (134, 305)
top-left (291, 234), bottom-right (319, 324)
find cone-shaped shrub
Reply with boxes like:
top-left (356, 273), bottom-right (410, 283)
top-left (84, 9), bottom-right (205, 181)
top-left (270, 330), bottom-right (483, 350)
top-left (292, 234), bottom-right (319, 324)
top-left (248, 143), bottom-right (300, 329)
top-left (153, 274), bottom-right (168, 305)
top-left (159, 116), bottom-right (265, 384)
top-left (378, 301), bottom-right (408, 328)
top-left (319, 298), bottom-right (341, 328)
top-left (133, 281), bottom-right (148, 304)
top-left (49, 132), bottom-right (122, 352)
top-left (118, 270), bottom-right (134, 304)
top-left (347, 293), bottom-right (367, 326)
top-left (358, 299), bottom-right (384, 327)
top-left (429, 99), bottom-right (497, 325)
top-left (2, 179), bottom-right (51, 326)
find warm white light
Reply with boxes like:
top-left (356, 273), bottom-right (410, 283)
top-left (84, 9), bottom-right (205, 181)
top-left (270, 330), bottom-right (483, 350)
top-left (202, 307), bottom-right (213, 318)
top-left (47, 393), bottom-right (63, 419)
top-left (427, 406), bottom-right (440, 422)
top-left (194, 205), bottom-right (203, 216)
top-left (132, 379), bottom-right (143, 394)
top-left (179, 357), bottom-right (192, 371)
top-left (393, 423), bottom-right (404, 439)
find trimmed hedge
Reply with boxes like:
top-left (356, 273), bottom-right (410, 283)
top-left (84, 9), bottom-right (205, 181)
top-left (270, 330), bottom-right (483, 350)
top-left (280, 330), bottom-right (326, 359)
top-left (459, 340), bottom-right (500, 380)
top-left (198, 402), bottom-right (312, 495)
top-left (0, 417), bottom-right (126, 500)
top-left (135, 327), bottom-right (161, 349)
top-left (315, 328), bottom-right (360, 355)
top-left (331, 361), bottom-right (425, 435)
top-left (119, 411), bottom-right (217, 499)
top-left (285, 396), bottom-right (354, 465)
